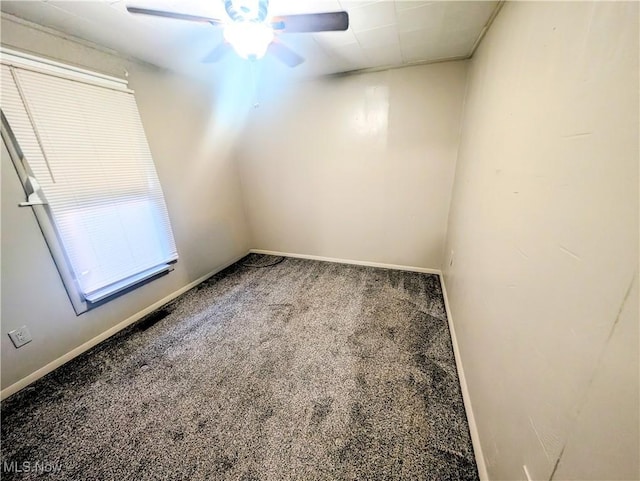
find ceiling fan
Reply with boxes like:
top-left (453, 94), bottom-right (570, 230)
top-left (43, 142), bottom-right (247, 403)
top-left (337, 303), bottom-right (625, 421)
top-left (126, 0), bottom-right (349, 67)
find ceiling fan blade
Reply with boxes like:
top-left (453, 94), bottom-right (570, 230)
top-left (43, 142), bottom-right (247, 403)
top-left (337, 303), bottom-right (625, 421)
top-left (126, 6), bottom-right (223, 25)
top-left (271, 11), bottom-right (349, 33)
top-left (202, 43), bottom-right (233, 63)
top-left (267, 42), bottom-right (305, 67)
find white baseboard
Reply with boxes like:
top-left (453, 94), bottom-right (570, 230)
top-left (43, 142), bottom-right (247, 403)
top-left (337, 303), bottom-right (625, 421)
top-left (2, 248), bottom-right (487, 481)
top-left (249, 249), bottom-right (442, 275)
top-left (0, 251), bottom-right (248, 401)
top-left (254, 248), bottom-right (487, 478)
top-left (439, 275), bottom-right (489, 481)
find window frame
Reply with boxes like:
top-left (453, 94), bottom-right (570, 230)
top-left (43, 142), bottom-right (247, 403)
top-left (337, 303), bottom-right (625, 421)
top-left (1, 48), bottom-right (178, 315)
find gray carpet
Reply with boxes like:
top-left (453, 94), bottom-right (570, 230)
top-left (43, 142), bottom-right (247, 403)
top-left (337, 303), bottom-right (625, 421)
top-left (1, 255), bottom-right (478, 481)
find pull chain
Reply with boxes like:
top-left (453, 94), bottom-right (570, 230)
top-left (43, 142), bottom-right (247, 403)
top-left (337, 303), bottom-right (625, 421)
top-left (250, 60), bottom-right (260, 108)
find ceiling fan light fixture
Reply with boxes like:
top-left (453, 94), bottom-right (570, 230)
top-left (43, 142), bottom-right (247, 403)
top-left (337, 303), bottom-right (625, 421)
top-left (126, 2), bottom-right (348, 67)
top-left (223, 21), bottom-right (274, 60)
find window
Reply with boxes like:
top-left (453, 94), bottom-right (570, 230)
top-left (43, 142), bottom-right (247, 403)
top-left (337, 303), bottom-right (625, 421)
top-left (1, 48), bottom-right (178, 314)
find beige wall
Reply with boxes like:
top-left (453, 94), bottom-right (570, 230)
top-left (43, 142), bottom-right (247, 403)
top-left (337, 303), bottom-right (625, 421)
top-left (237, 61), bottom-right (467, 269)
top-left (1, 16), bottom-right (251, 391)
top-left (443, 2), bottom-right (639, 480)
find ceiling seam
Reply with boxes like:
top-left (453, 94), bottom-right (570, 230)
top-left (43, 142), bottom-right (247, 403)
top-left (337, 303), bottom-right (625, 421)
top-left (469, 0), bottom-right (505, 58)
top-left (317, 55), bottom-right (469, 80)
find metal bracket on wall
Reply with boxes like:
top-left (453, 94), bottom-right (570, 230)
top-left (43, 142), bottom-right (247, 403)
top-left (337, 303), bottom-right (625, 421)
top-left (18, 175), bottom-right (47, 207)
top-left (1, 110), bottom-right (48, 207)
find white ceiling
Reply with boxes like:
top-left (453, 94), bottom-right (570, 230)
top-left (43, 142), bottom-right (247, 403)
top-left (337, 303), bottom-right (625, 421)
top-left (1, 0), bottom-right (500, 78)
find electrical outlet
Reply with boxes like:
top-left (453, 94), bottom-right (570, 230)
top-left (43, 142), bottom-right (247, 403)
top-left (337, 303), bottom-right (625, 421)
top-left (8, 325), bottom-right (32, 348)
top-left (449, 250), bottom-right (455, 267)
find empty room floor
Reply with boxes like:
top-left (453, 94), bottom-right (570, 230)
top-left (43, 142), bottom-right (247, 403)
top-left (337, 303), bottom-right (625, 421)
top-left (1, 255), bottom-right (477, 480)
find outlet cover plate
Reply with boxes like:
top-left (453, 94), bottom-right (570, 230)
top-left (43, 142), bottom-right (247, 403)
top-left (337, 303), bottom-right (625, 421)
top-left (8, 325), bottom-right (32, 348)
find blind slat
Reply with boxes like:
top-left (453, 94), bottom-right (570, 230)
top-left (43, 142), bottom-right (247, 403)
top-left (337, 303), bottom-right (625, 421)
top-left (1, 63), bottom-right (178, 299)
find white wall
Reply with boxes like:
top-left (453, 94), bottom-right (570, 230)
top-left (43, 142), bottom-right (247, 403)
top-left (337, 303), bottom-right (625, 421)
top-left (1, 16), bottom-right (251, 392)
top-left (237, 62), bottom-right (467, 269)
top-left (443, 2), bottom-right (639, 480)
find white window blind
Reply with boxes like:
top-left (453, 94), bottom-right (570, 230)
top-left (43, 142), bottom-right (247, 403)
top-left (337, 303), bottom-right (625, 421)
top-left (1, 54), bottom-right (178, 311)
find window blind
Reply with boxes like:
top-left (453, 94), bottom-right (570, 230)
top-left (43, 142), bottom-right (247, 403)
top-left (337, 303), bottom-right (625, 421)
top-left (1, 60), bottom-right (178, 307)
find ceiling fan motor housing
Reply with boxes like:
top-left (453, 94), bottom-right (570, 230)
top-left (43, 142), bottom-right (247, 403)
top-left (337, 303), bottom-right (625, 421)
top-left (224, 0), bottom-right (269, 23)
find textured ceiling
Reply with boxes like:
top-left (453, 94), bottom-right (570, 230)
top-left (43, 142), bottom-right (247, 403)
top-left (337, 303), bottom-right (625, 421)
top-left (1, 0), bottom-right (500, 78)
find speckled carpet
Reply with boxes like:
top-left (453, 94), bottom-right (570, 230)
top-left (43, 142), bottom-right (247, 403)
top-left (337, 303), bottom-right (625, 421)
top-left (1, 255), bottom-right (478, 481)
